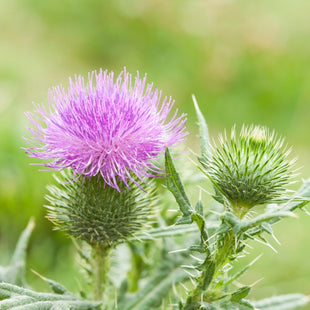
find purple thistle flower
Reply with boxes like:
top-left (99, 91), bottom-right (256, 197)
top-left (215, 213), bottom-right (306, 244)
top-left (25, 68), bottom-right (187, 190)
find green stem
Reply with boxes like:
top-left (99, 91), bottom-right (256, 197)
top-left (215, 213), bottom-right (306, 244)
top-left (232, 203), bottom-right (250, 219)
top-left (215, 229), bottom-right (235, 273)
top-left (185, 229), bottom-right (235, 309)
top-left (185, 203), bottom-right (247, 308)
top-left (92, 244), bottom-right (111, 302)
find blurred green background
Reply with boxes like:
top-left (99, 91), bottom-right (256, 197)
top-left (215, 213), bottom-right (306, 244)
top-left (0, 0), bottom-right (310, 305)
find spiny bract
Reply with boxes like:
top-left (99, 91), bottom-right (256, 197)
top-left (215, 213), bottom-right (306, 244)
top-left (200, 125), bottom-right (293, 209)
top-left (46, 170), bottom-right (153, 246)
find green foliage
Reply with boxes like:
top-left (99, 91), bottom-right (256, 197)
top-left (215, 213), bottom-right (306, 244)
top-left (0, 218), bottom-right (34, 287)
top-left (46, 170), bottom-right (153, 246)
top-left (163, 103), bottom-right (310, 310)
top-left (192, 95), bottom-right (211, 158)
top-left (253, 294), bottom-right (309, 310)
top-left (0, 283), bottom-right (100, 310)
top-left (165, 148), bottom-right (193, 223)
top-left (0, 221), bottom-right (100, 310)
top-left (118, 252), bottom-right (190, 310)
top-left (2, 0), bottom-right (310, 300)
top-left (130, 223), bottom-right (204, 241)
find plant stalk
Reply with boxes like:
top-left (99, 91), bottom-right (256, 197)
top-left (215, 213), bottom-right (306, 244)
top-left (185, 227), bottom-right (236, 308)
top-left (92, 244), bottom-right (111, 302)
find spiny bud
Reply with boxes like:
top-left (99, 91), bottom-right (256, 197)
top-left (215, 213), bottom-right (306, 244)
top-left (46, 170), bottom-right (153, 247)
top-left (200, 125), bottom-right (293, 210)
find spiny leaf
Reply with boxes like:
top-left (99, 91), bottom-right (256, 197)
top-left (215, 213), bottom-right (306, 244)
top-left (282, 178), bottom-right (310, 213)
top-left (129, 224), bottom-right (200, 241)
top-left (31, 270), bottom-right (74, 296)
top-left (224, 254), bottom-right (262, 287)
top-left (192, 201), bottom-right (210, 254)
top-left (192, 95), bottom-right (211, 157)
top-left (220, 300), bottom-right (254, 310)
top-left (0, 283), bottom-right (100, 310)
top-left (200, 261), bottom-right (216, 291)
top-left (184, 301), bottom-right (220, 310)
top-left (0, 218), bottom-right (35, 287)
top-left (165, 148), bottom-right (193, 219)
top-left (231, 286), bottom-right (251, 302)
top-left (253, 293), bottom-right (309, 310)
top-left (119, 254), bottom-right (190, 310)
top-left (233, 211), bottom-right (295, 235)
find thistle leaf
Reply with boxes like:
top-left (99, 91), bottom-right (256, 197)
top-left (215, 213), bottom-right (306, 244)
top-left (222, 300), bottom-right (255, 310)
top-left (165, 148), bottom-right (193, 219)
top-left (200, 261), bottom-right (216, 291)
top-left (253, 293), bottom-right (309, 310)
top-left (192, 95), bottom-right (211, 157)
top-left (184, 301), bottom-right (221, 309)
top-left (231, 286), bottom-right (251, 302)
top-left (0, 218), bottom-right (35, 287)
top-left (224, 255), bottom-right (262, 287)
top-left (129, 224), bottom-right (199, 241)
top-left (31, 270), bottom-right (74, 296)
top-left (282, 178), bottom-right (310, 212)
top-left (234, 211), bottom-right (295, 235)
top-left (119, 254), bottom-right (189, 310)
top-left (0, 283), bottom-right (100, 310)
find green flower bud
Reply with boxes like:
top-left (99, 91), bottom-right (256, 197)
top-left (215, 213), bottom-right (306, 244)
top-left (200, 125), bottom-right (293, 210)
top-left (46, 170), bottom-right (153, 247)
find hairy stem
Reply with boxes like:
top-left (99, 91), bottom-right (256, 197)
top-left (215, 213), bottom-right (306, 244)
top-left (92, 244), bottom-right (111, 302)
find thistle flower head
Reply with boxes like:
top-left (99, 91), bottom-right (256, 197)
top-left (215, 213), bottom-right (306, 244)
top-left (46, 170), bottom-right (153, 246)
top-left (25, 68), bottom-right (187, 190)
top-left (201, 125), bottom-right (293, 209)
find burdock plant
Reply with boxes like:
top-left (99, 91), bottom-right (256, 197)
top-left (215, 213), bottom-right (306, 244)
top-left (0, 73), bottom-right (309, 310)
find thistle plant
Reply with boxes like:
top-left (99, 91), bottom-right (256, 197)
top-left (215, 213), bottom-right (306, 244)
top-left (0, 72), bottom-right (310, 310)
top-left (23, 68), bottom-right (187, 303)
top-left (161, 97), bottom-right (310, 310)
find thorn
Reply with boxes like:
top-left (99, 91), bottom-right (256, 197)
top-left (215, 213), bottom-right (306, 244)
top-left (181, 265), bottom-right (197, 269)
top-left (272, 233), bottom-right (281, 246)
top-left (241, 241), bottom-right (253, 250)
top-left (179, 282), bottom-right (190, 292)
top-left (28, 217), bottom-right (36, 231)
top-left (208, 209), bottom-right (223, 216)
top-left (31, 269), bottom-right (45, 280)
top-left (250, 277), bottom-right (264, 287)
top-left (168, 248), bottom-right (188, 254)
top-left (189, 254), bottom-right (204, 263)
top-left (192, 94), bottom-right (198, 110)
top-left (197, 185), bottom-right (213, 196)
top-left (254, 238), bottom-right (278, 253)
top-left (114, 288), bottom-right (118, 309)
top-left (172, 283), bottom-right (178, 296)
top-left (182, 269), bottom-right (197, 278)
top-left (189, 276), bottom-right (196, 286)
top-left (249, 253), bottom-right (263, 266)
top-left (131, 234), bottom-right (143, 242)
top-left (302, 207), bottom-right (310, 216)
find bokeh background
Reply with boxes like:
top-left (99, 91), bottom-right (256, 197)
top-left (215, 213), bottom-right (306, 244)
top-left (0, 0), bottom-right (310, 306)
